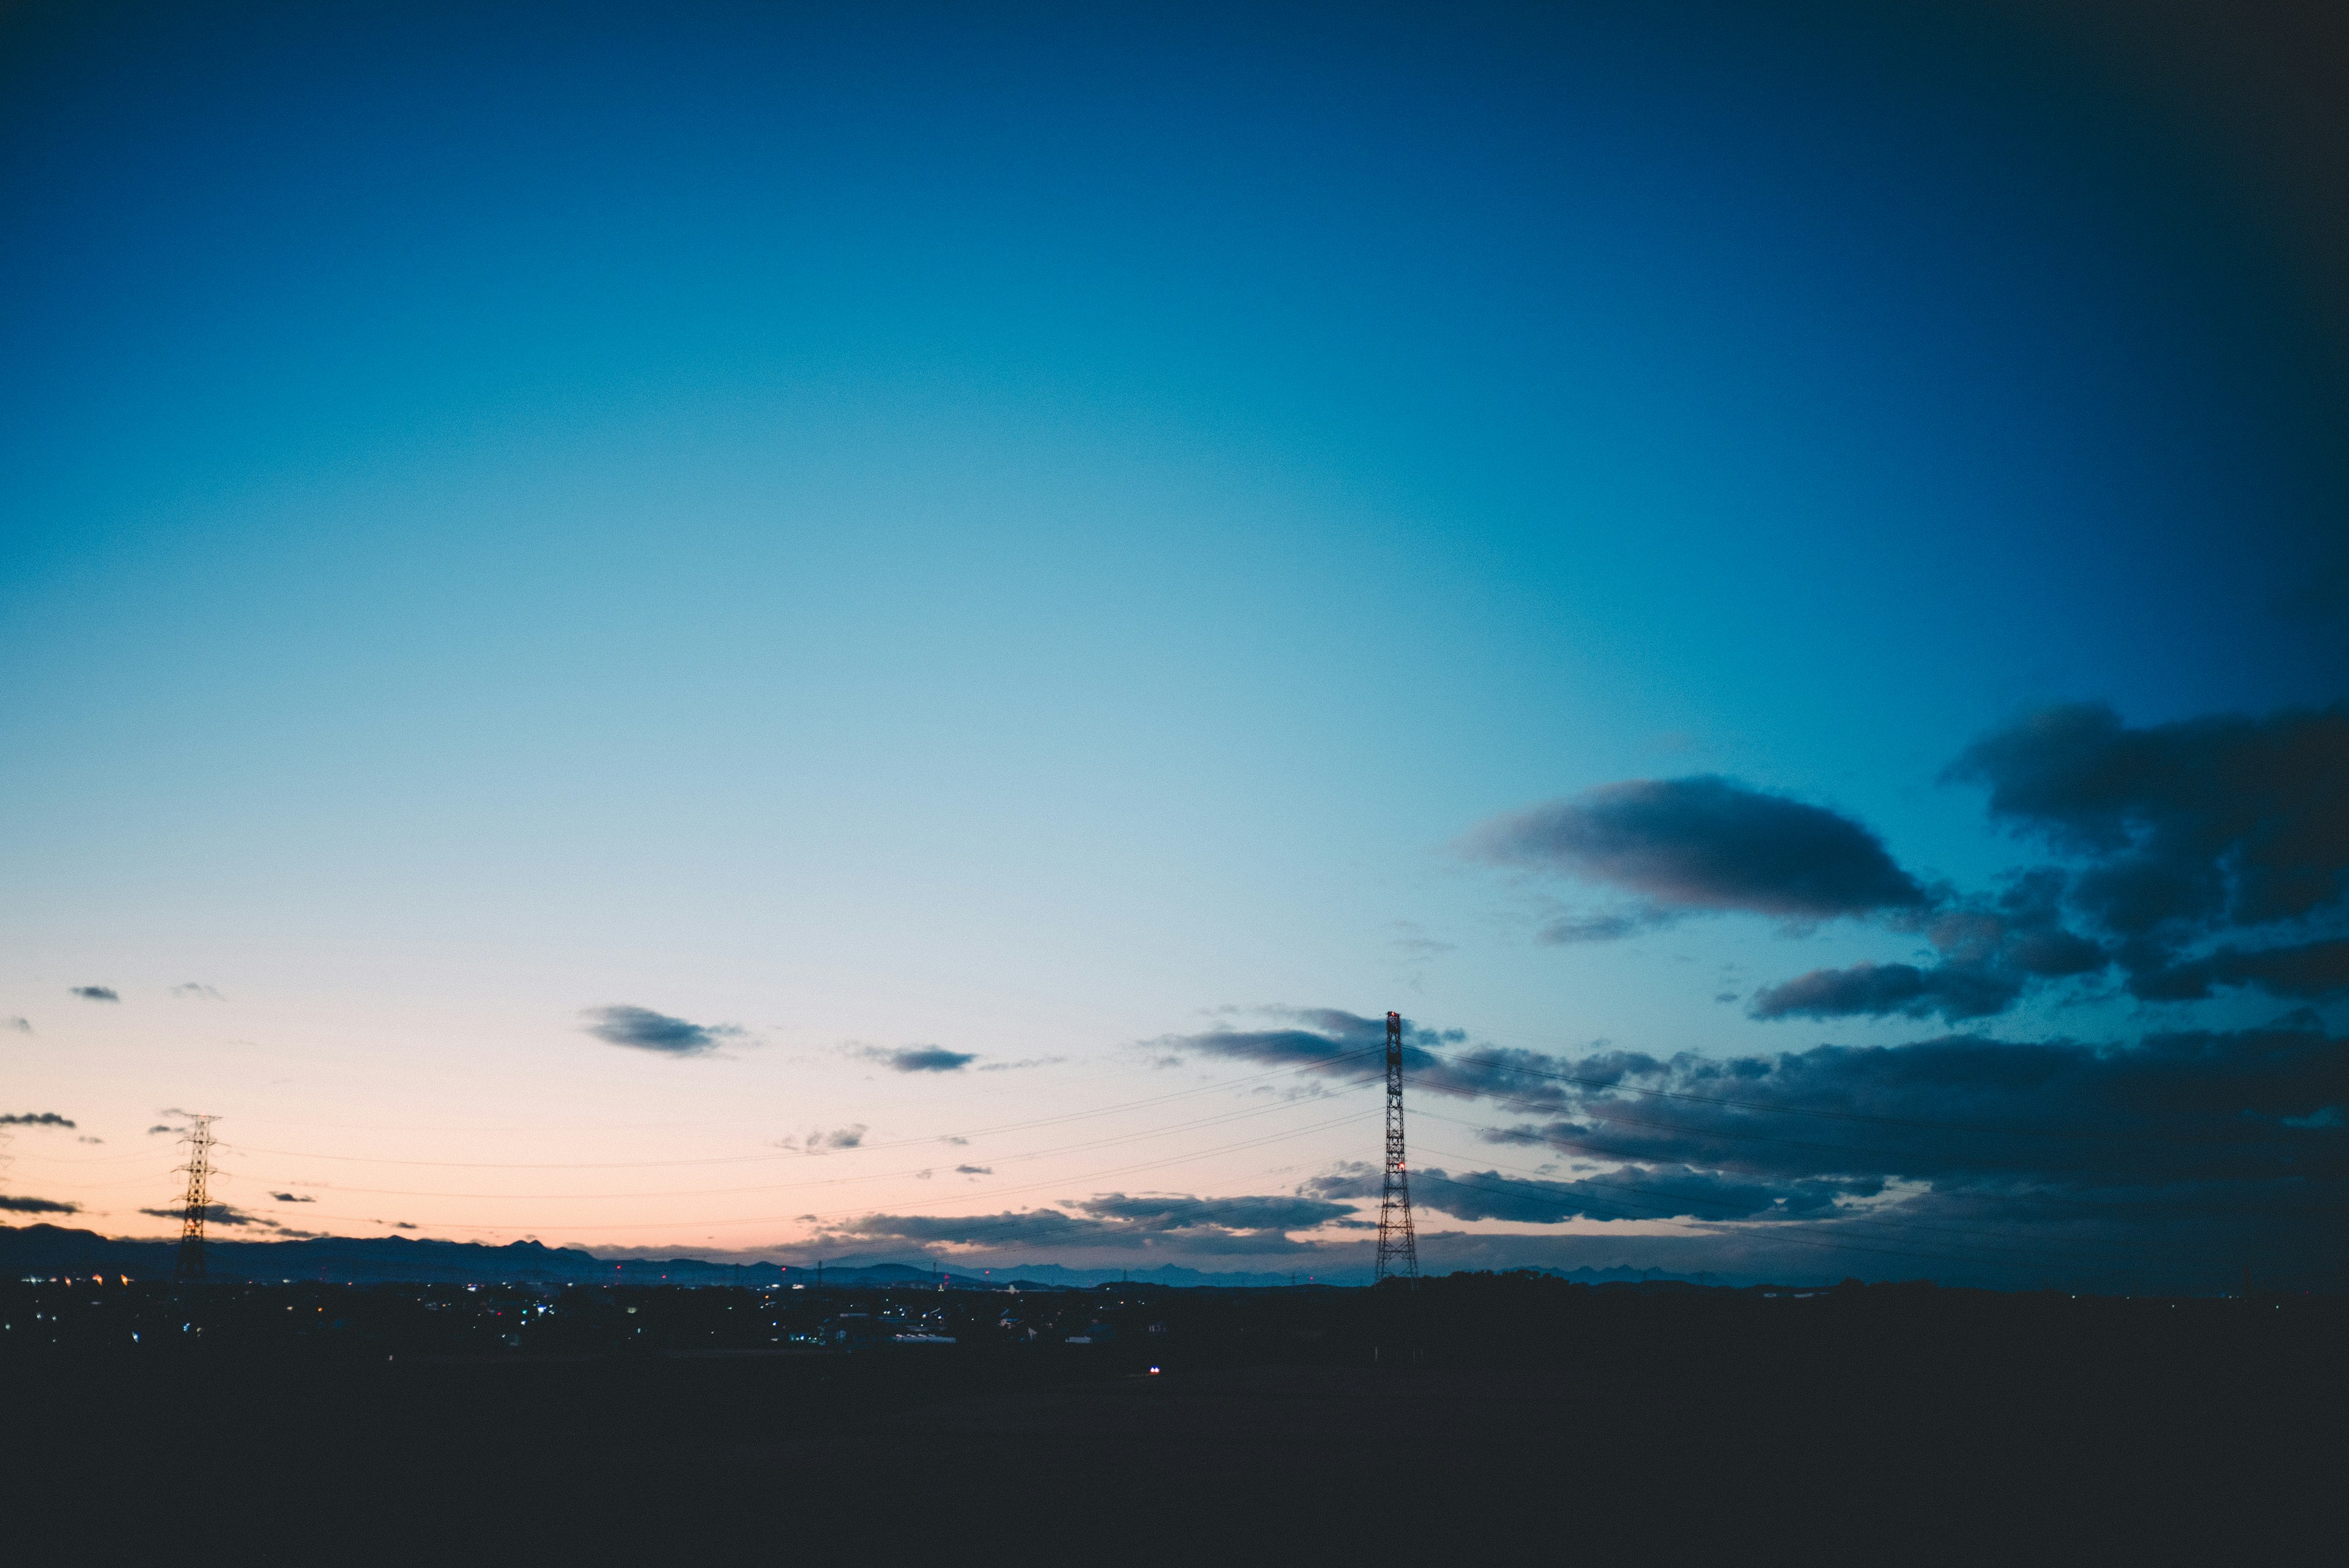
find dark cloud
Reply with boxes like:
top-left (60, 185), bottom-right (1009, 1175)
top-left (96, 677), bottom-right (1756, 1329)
top-left (169, 983), bottom-right (225, 1001)
top-left (822, 1190), bottom-right (1356, 1255)
top-left (1168, 1004), bottom-right (2341, 1282)
top-left (1078, 1193), bottom-right (1351, 1232)
top-left (138, 1203), bottom-right (269, 1227)
top-left (1946, 702), bottom-right (2349, 990)
top-left (1459, 1025), bottom-right (2343, 1200)
top-left (1748, 960), bottom-right (2022, 1022)
top-left (69, 986), bottom-right (119, 1003)
top-left (394, 1221), bottom-right (417, 1230)
top-left (0, 1194), bottom-right (81, 1213)
top-left (1167, 1006), bottom-right (1449, 1077)
top-left (955, 1165), bottom-right (993, 1175)
top-left (1472, 775), bottom-right (1928, 920)
top-left (858, 1045), bottom-right (975, 1073)
top-left (146, 1124), bottom-right (177, 1135)
top-left (1297, 1160), bottom-right (1382, 1201)
top-left (0, 1112), bottom-right (76, 1128)
top-left (1735, 704), bottom-right (2349, 1021)
top-left (1415, 1164), bottom-right (1877, 1222)
top-left (579, 1005), bottom-right (744, 1056)
top-left (2128, 938), bottom-right (2349, 1003)
top-left (270, 1192), bottom-right (316, 1203)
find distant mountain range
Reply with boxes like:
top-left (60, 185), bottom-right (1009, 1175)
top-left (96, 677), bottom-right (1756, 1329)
top-left (0, 1225), bottom-right (1323, 1289)
top-left (0, 1225), bottom-right (1069, 1287)
top-left (2, 1223), bottom-right (1748, 1290)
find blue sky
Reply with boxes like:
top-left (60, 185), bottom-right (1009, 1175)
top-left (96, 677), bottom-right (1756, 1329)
top-left (4, 2), bottom-right (2342, 1285)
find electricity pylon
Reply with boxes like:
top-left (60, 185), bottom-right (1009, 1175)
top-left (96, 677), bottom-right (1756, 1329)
top-left (173, 1115), bottom-right (218, 1286)
top-left (1374, 1011), bottom-right (1419, 1282)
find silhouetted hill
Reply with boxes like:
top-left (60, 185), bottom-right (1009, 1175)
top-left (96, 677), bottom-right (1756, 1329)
top-left (2, 1225), bottom-right (998, 1287)
top-left (1, 1224), bottom-right (811, 1285)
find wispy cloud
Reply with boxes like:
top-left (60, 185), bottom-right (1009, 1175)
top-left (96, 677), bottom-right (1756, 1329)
top-left (855, 1044), bottom-right (976, 1073)
top-left (579, 1004), bottom-right (745, 1057)
top-left (170, 982), bottom-right (225, 1001)
top-left (777, 1124), bottom-right (869, 1154)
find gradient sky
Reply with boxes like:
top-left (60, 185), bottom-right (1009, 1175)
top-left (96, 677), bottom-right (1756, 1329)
top-left (5, 1), bottom-right (2343, 1287)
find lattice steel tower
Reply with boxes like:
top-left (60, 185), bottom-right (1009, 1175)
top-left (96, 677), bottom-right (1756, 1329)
top-left (1375, 1011), bottom-right (1419, 1281)
top-left (173, 1115), bottom-right (218, 1286)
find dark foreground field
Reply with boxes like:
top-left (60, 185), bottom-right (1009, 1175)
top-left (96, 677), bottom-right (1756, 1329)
top-left (6, 1278), bottom-right (2337, 1562)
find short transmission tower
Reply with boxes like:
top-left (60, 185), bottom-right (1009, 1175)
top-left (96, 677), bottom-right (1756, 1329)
top-left (173, 1115), bottom-right (218, 1286)
top-left (1374, 1011), bottom-right (1418, 1282)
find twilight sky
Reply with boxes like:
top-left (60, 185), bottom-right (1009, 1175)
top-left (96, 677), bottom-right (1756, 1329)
top-left (4, 1), bottom-right (2343, 1289)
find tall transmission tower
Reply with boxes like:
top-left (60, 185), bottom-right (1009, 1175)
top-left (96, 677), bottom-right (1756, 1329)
top-left (173, 1115), bottom-right (218, 1287)
top-left (1375, 1011), bottom-right (1419, 1282)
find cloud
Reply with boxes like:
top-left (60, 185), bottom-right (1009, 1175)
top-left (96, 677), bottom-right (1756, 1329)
top-left (955, 1165), bottom-right (993, 1175)
top-left (1945, 702), bottom-right (2349, 986)
top-left (0, 1112), bottom-right (76, 1128)
top-left (1537, 907), bottom-right (1683, 946)
top-left (0, 1194), bottom-right (81, 1213)
top-left (977, 1056), bottom-right (1064, 1072)
top-left (170, 983), bottom-right (225, 1001)
top-left (1165, 1002), bottom-right (2342, 1280)
top-left (1163, 1006), bottom-right (1446, 1078)
top-left (1390, 922), bottom-right (1457, 957)
top-left (820, 1190), bottom-right (1356, 1256)
top-left (1297, 1160), bottom-right (1383, 1200)
top-left (1461, 1025), bottom-right (2343, 1200)
top-left (1078, 1192), bottom-right (1352, 1232)
top-left (857, 1045), bottom-right (975, 1073)
top-left (146, 1124), bottom-right (178, 1135)
top-left (1414, 1164), bottom-right (1878, 1222)
top-left (2127, 938), bottom-right (2349, 1003)
top-left (1471, 775), bottom-right (1928, 920)
top-left (4, 1017), bottom-right (28, 1033)
top-left (1730, 704), bottom-right (2349, 1022)
top-left (1748, 960), bottom-right (2022, 1022)
top-left (579, 1005), bottom-right (745, 1056)
top-left (394, 1221), bottom-right (417, 1230)
top-left (69, 986), bottom-right (119, 1003)
top-left (138, 1203), bottom-right (269, 1227)
top-left (270, 1192), bottom-right (316, 1203)
top-left (776, 1124), bottom-right (869, 1153)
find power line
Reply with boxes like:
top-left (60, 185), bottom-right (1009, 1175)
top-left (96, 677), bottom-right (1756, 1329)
top-left (229, 1045), bottom-right (1391, 1172)
top-left (289, 1101), bottom-right (1384, 1236)
top-left (262, 1078), bottom-right (1389, 1202)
